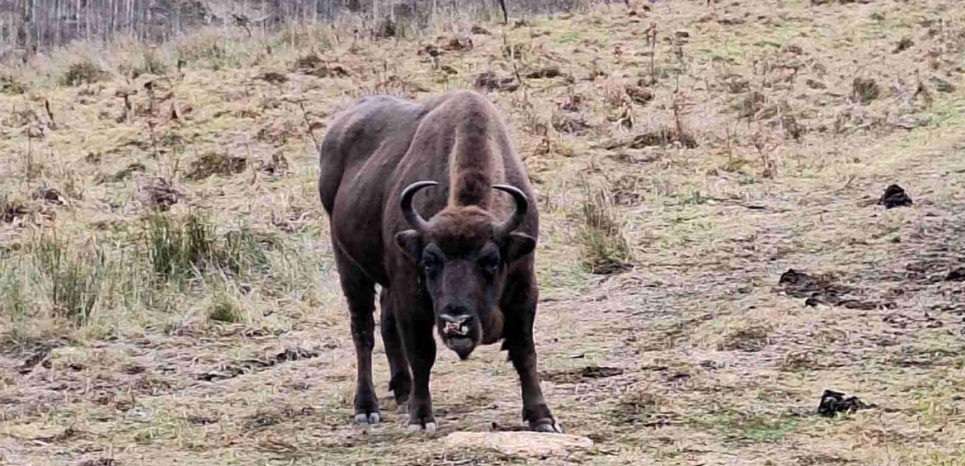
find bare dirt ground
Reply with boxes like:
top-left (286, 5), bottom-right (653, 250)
top-left (2, 0), bottom-right (965, 464)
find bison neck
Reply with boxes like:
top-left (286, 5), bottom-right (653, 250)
top-left (446, 114), bottom-right (504, 209)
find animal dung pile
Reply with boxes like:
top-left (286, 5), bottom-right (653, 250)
top-left (817, 389), bottom-right (876, 418)
top-left (442, 432), bottom-right (593, 458)
top-left (877, 184), bottom-right (913, 209)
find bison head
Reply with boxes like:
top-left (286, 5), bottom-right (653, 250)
top-left (394, 181), bottom-right (536, 360)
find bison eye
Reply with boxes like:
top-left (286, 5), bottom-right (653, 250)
top-left (478, 254), bottom-right (500, 274)
top-left (422, 254), bottom-right (442, 275)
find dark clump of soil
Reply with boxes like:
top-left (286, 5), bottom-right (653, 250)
top-left (78, 459), bottom-right (116, 466)
top-left (197, 347), bottom-right (320, 382)
top-left (186, 415), bottom-right (218, 425)
top-left (623, 129), bottom-right (698, 149)
top-left (541, 365), bottom-right (624, 383)
top-left (946, 268), bottom-right (965, 282)
top-left (779, 269), bottom-right (893, 310)
top-left (471, 25), bottom-right (491, 35)
top-left (625, 86), bottom-right (654, 105)
top-left (36, 426), bottom-right (83, 443)
top-left (877, 184), bottom-right (913, 209)
top-left (19, 346), bottom-right (52, 375)
top-left (806, 79), bottom-right (827, 90)
top-left (140, 177), bottom-right (183, 212)
top-left (817, 389), bottom-right (876, 418)
top-left (35, 186), bottom-right (66, 205)
top-left (294, 53), bottom-right (323, 71)
top-left (718, 326), bottom-right (770, 352)
top-left (525, 66), bottom-right (562, 79)
top-left (244, 412), bottom-right (281, 429)
top-left (1, 200), bottom-right (30, 224)
top-left (274, 348), bottom-right (319, 362)
top-left (257, 72), bottom-right (288, 85)
top-left (474, 71), bottom-right (518, 92)
top-left (552, 113), bottom-right (592, 135)
top-left (443, 37), bottom-right (474, 52)
top-left (930, 77), bottom-right (956, 94)
top-left (307, 64), bottom-right (350, 79)
top-left (852, 77), bottom-right (881, 105)
top-left (893, 37), bottom-right (914, 54)
top-left (185, 152), bottom-right (248, 181)
top-left (109, 163), bottom-right (146, 182)
top-left (582, 366), bottom-right (624, 379)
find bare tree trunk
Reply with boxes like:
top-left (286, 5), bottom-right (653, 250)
top-left (497, 0), bottom-right (508, 23)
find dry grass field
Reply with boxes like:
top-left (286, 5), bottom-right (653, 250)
top-left (2, 0), bottom-right (965, 464)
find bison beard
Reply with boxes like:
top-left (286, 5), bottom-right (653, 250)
top-left (318, 90), bottom-right (562, 434)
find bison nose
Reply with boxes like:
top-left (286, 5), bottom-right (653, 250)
top-left (440, 312), bottom-right (471, 324)
top-left (440, 311), bottom-right (473, 337)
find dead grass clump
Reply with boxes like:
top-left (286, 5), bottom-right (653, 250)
top-left (142, 213), bottom-right (271, 286)
top-left (719, 74), bottom-right (751, 94)
top-left (718, 325), bottom-right (771, 352)
top-left (0, 75), bottom-right (28, 95)
top-left (184, 152), bottom-right (247, 181)
top-left (851, 78), bottom-right (881, 105)
top-left (734, 91), bottom-right (766, 118)
top-left (5, 108), bottom-right (38, 128)
top-left (1, 194), bottom-right (31, 224)
top-left (375, 16), bottom-right (398, 39)
top-left (31, 234), bottom-right (107, 324)
top-left (609, 175), bottom-right (644, 206)
top-left (61, 60), bottom-right (109, 87)
top-left (125, 48), bottom-right (169, 79)
top-left (208, 296), bottom-right (246, 324)
top-left (578, 180), bottom-right (633, 275)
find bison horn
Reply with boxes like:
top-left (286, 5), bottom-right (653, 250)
top-left (492, 184), bottom-right (529, 236)
top-left (400, 180), bottom-right (437, 233)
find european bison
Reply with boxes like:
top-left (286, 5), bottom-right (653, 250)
top-left (318, 90), bottom-right (562, 433)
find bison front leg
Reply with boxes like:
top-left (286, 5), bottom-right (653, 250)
top-left (333, 247), bottom-right (381, 426)
top-left (399, 315), bottom-right (438, 433)
top-left (503, 292), bottom-right (563, 433)
top-left (380, 288), bottom-right (411, 412)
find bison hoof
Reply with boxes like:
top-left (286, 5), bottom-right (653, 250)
top-left (407, 422), bottom-right (437, 434)
top-left (355, 412), bottom-right (381, 426)
top-left (531, 419), bottom-right (564, 433)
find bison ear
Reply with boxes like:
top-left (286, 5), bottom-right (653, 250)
top-left (503, 232), bottom-right (536, 263)
top-left (395, 230), bottom-right (424, 262)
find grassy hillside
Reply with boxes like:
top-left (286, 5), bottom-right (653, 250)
top-left (2, 1), bottom-right (965, 464)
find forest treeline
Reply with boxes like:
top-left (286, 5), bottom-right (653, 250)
top-left (1, 0), bottom-right (595, 59)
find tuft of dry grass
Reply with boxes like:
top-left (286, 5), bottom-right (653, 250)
top-left (577, 178), bottom-right (634, 275)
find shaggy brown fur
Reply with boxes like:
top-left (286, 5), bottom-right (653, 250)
top-left (318, 90), bottom-right (562, 433)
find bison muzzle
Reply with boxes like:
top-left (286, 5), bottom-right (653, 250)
top-left (318, 90), bottom-right (562, 434)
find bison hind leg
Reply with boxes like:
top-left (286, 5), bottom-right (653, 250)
top-left (380, 287), bottom-right (412, 412)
